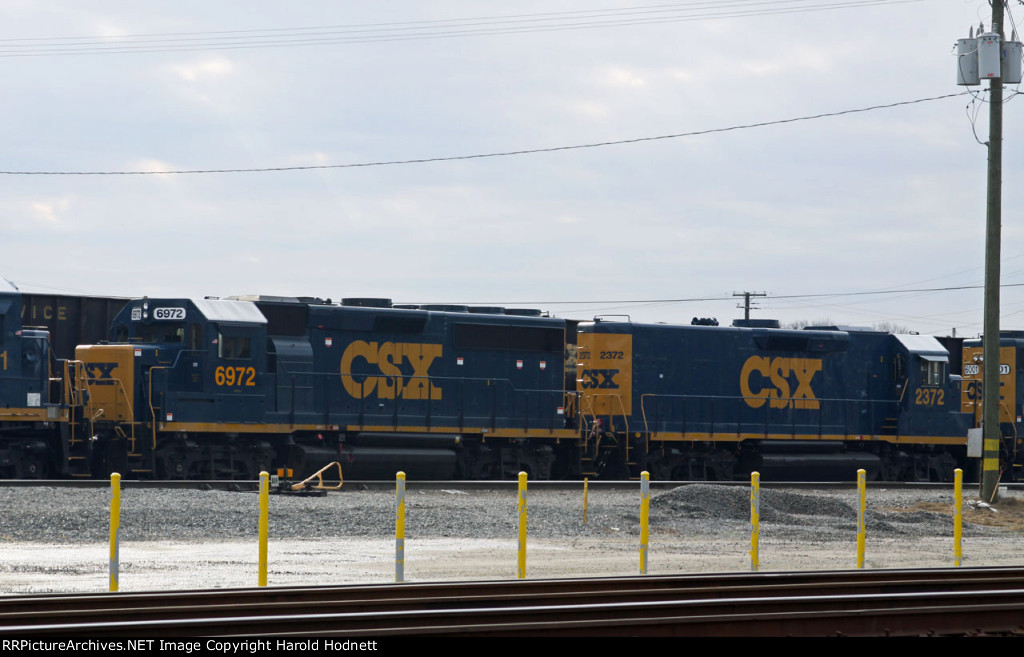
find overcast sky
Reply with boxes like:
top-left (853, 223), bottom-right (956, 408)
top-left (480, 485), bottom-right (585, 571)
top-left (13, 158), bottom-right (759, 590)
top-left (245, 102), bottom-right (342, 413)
top-left (1, 1), bottom-right (1019, 336)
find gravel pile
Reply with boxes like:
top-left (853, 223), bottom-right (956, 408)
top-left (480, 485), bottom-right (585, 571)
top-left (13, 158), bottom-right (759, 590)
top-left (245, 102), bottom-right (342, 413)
top-left (0, 483), bottom-right (1008, 544)
top-left (648, 484), bottom-right (994, 540)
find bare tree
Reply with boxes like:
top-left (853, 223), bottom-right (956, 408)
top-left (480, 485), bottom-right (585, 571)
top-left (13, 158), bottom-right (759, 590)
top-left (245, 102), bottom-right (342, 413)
top-left (872, 320), bottom-right (912, 334)
top-left (784, 318), bottom-right (834, 330)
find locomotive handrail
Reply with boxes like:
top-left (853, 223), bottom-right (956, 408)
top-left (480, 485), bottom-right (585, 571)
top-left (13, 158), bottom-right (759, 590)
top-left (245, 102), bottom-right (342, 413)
top-left (1000, 399), bottom-right (1018, 444)
top-left (148, 366), bottom-right (169, 450)
top-left (332, 368), bottom-right (563, 394)
top-left (577, 390), bottom-right (629, 446)
top-left (63, 360), bottom-right (93, 467)
top-left (262, 366), bottom-right (569, 435)
top-left (562, 391), bottom-right (578, 421)
top-left (637, 391), bottom-right (905, 441)
top-left (64, 359), bottom-right (85, 408)
top-left (63, 360), bottom-right (82, 455)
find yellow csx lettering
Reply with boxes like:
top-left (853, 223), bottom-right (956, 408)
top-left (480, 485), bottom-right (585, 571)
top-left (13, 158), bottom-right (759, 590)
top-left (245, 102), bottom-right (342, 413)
top-left (740, 356), bottom-right (822, 410)
top-left (340, 341), bottom-right (443, 400)
top-left (85, 362), bottom-right (119, 386)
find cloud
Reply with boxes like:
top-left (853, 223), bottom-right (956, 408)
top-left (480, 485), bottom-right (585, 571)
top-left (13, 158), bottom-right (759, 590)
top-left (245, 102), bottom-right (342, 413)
top-left (606, 67), bottom-right (646, 87)
top-left (284, 152), bottom-right (334, 165)
top-left (167, 58), bottom-right (236, 83)
top-left (161, 57), bottom-right (241, 112)
top-left (30, 199), bottom-right (70, 227)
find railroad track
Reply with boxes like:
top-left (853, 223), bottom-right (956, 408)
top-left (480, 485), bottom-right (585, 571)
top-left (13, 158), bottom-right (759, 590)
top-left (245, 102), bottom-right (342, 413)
top-left (3, 567), bottom-right (1024, 636)
top-left (0, 478), bottom-right (1008, 491)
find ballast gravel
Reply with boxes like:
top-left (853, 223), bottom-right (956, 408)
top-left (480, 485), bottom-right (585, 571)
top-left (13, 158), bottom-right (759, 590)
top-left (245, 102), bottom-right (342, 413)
top-left (1, 483), bottom-right (1022, 594)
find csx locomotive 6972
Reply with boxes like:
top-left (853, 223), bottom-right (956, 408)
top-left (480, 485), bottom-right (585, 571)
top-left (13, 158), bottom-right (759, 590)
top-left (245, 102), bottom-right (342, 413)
top-left (0, 279), bottom-right (1001, 481)
top-left (73, 294), bottom-right (575, 480)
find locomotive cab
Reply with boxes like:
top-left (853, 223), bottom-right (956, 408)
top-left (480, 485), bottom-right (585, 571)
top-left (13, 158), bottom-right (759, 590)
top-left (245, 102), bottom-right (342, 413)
top-left (77, 298), bottom-right (274, 478)
top-left (890, 334), bottom-right (968, 435)
top-left (132, 299), bottom-right (265, 418)
top-left (0, 281), bottom-right (65, 477)
top-left (0, 283), bottom-right (54, 408)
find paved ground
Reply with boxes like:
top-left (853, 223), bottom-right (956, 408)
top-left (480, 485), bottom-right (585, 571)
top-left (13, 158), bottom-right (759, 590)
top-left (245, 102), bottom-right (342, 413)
top-left (1, 484), bottom-right (1022, 594)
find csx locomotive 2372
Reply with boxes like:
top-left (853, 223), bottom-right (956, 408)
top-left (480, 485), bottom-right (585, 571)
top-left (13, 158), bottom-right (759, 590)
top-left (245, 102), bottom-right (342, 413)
top-left (0, 280), bottom-right (992, 480)
top-left (577, 319), bottom-right (973, 482)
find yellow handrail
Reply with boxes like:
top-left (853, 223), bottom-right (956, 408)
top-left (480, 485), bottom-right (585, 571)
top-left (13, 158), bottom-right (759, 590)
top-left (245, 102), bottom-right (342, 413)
top-left (577, 391), bottom-right (630, 455)
top-left (148, 366), bottom-right (167, 450)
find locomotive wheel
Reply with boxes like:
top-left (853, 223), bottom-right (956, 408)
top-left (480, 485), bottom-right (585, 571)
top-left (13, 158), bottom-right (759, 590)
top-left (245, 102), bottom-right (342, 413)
top-left (159, 453), bottom-right (188, 479)
top-left (232, 457), bottom-right (257, 481)
top-left (18, 456), bottom-right (47, 479)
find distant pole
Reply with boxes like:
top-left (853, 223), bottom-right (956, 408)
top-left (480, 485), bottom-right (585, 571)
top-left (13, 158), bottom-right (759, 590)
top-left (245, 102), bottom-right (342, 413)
top-left (733, 291), bottom-right (766, 320)
top-left (982, 0), bottom-right (1005, 504)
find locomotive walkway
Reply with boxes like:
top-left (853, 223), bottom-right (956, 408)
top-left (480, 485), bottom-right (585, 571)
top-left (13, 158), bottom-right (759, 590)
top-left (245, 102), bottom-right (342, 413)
top-left (3, 567), bottom-right (1024, 637)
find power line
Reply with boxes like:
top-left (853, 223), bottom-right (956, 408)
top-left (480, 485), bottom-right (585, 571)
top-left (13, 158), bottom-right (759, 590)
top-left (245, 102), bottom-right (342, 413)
top-left (0, 0), bottom-right (928, 57)
top-left (417, 281), bottom-right (1019, 307)
top-left (0, 92), bottom-right (965, 176)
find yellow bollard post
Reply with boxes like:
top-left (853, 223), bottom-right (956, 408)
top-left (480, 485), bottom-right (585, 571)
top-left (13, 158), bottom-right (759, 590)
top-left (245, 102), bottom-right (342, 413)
top-left (109, 472), bottom-right (121, 593)
top-left (856, 468), bottom-right (866, 569)
top-left (396, 471), bottom-right (406, 583)
top-left (258, 471), bottom-right (269, 587)
top-left (517, 471), bottom-right (527, 579)
top-left (750, 471), bottom-right (760, 572)
top-left (954, 468), bottom-right (963, 567)
top-left (639, 471), bottom-right (650, 575)
top-left (583, 477), bottom-right (589, 526)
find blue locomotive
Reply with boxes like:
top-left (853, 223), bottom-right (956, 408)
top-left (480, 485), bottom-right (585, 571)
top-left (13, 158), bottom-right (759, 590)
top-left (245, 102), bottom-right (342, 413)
top-left (0, 278), bottom-right (994, 481)
top-left (74, 295), bottom-right (575, 479)
top-left (0, 280), bottom-right (62, 478)
top-left (577, 318), bottom-right (974, 481)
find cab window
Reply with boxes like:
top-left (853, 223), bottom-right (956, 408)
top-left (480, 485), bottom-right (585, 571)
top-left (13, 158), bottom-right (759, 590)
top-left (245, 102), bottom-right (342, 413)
top-left (920, 359), bottom-right (943, 386)
top-left (218, 334), bottom-right (251, 360)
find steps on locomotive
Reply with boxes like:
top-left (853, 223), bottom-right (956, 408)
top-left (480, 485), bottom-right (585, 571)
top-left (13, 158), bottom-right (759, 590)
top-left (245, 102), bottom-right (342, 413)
top-left (880, 416), bottom-right (900, 434)
top-left (127, 451), bottom-right (153, 475)
top-left (66, 456), bottom-right (92, 478)
top-left (65, 434), bottom-right (94, 478)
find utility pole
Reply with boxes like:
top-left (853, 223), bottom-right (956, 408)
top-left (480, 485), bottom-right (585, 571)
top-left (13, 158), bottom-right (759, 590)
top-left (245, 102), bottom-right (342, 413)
top-left (956, 6), bottom-right (1016, 501)
top-left (733, 291), bottom-right (766, 320)
top-left (981, 2), bottom-right (1004, 503)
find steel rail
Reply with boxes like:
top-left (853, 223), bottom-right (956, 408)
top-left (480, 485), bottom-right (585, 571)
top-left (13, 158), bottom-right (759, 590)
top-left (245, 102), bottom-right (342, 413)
top-left (6, 589), bottom-right (1024, 637)
top-left (6, 566), bottom-right (1024, 614)
top-left (0, 478), bottom-right (1014, 491)
top-left (3, 568), bottom-right (1024, 637)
